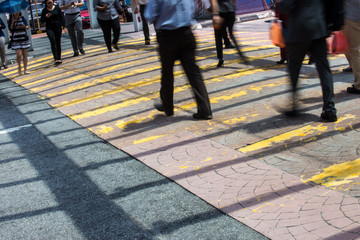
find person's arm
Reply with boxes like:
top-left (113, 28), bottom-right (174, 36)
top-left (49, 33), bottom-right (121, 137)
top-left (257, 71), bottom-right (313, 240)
top-left (22, 16), bottom-right (29, 30)
top-left (144, 0), bottom-right (158, 25)
top-left (0, 19), bottom-right (6, 30)
top-left (210, 0), bottom-right (221, 30)
top-left (58, 5), bottom-right (65, 27)
top-left (114, 0), bottom-right (123, 14)
top-left (133, 0), bottom-right (139, 14)
top-left (75, 0), bottom-right (84, 8)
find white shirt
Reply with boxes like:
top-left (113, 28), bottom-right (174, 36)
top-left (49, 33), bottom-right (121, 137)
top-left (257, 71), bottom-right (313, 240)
top-left (138, 0), bottom-right (147, 5)
top-left (59, 0), bottom-right (84, 14)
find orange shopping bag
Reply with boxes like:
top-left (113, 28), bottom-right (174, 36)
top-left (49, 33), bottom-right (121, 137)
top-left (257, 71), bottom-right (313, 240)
top-left (270, 20), bottom-right (285, 48)
top-left (327, 31), bottom-right (348, 54)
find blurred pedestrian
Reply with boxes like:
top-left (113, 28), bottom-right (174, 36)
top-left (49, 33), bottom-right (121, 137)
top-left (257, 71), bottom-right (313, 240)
top-left (210, 0), bottom-right (248, 67)
top-left (9, 12), bottom-right (30, 75)
top-left (0, 17), bottom-right (7, 70)
top-left (134, 0), bottom-right (150, 45)
top-left (41, 0), bottom-right (65, 66)
top-left (94, 0), bottom-right (122, 52)
top-left (145, 0), bottom-right (213, 120)
top-left (279, 0), bottom-right (337, 122)
top-left (343, 0), bottom-right (360, 94)
top-left (274, 0), bottom-right (287, 64)
top-left (59, 0), bottom-right (85, 56)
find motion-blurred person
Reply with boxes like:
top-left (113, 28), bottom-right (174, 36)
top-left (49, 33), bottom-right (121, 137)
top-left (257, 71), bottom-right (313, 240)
top-left (279, 0), bottom-right (337, 122)
top-left (133, 0), bottom-right (150, 45)
top-left (145, 0), bottom-right (213, 120)
top-left (94, 0), bottom-right (122, 52)
top-left (9, 12), bottom-right (30, 75)
top-left (343, 0), bottom-right (360, 94)
top-left (59, 0), bottom-right (85, 56)
top-left (274, 0), bottom-right (287, 64)
top-left (0, 17), bottom-right (7, 70)
top-left (210, 0), bottom-right (247, 67)
top-left (41, 0), bottom-right (65, 66)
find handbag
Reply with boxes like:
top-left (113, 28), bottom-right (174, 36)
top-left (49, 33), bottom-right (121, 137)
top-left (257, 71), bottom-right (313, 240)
top-left (7, 31), bottom-right (14, 49)
top-left (327, 30), bottom-right (348, 54)
top-left (269, 20), bottom-right (285, 48)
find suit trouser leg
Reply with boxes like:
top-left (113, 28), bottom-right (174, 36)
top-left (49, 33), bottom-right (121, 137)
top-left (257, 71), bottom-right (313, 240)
top-left (74, 18), bottom-right (84, 50)
top-left (344, 18), bottom-right (360, 90)
top-left (157, 32), bottom-right (176, 112)
top-left (310, 38), bottom-right (336, 114)
top-left (180, 30), bottom-right (212, 115)
top-left (140, 5), bottom-right (150, 42)
top-left (287, 41), bottom-right (309, 93)
top-left (224, 12), bottom-right (245, 60)
top-left (55, 27), bottom-right (62, 60)
top-left (66, 22), bottom-right (78, 52)
top-left (98, 18), bottom-right (112, 51)
top-left (214, 21), bottom-right (223, 60)
top-left (46, 28), bottom-right (58, 60)
top-left (111, 18), bottom-right (121, 45)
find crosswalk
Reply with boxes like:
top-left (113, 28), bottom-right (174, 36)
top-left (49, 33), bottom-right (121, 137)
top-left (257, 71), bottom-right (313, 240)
top-left (2, 28), bottom-right (360, 196)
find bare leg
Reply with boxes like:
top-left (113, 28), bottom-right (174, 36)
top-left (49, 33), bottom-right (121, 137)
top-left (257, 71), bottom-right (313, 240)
top-left (22, 49), bottom-right (29, 74)
top-left (16, 50), bottom-right (22, 74)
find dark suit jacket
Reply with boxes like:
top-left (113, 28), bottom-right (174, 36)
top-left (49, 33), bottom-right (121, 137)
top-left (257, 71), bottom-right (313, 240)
top-left (279, 0), bottom-right (328, 43)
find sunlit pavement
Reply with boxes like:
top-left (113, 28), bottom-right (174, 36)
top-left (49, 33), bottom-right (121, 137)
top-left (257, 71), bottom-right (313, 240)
top-left (1, 17), bottom-right (360, 239)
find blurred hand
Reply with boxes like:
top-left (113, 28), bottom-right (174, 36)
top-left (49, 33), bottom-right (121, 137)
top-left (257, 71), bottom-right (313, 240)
top-left (212, 15), bottom-right (222, 30)
top-left (46, 13), bottom-right (52, 18)
top-left (134, 7), bottom-right (139, 14)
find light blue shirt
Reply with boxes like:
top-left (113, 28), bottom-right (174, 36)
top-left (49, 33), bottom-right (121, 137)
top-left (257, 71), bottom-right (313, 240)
top-left (144, 0), bottom-right (196, 30)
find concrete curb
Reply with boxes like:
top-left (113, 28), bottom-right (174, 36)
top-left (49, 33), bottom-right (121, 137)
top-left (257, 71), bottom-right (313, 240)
top-left (193, 10), bottom-right (274, 30)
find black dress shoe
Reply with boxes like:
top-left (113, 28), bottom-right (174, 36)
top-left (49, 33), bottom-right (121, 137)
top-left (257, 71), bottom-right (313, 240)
top-left (154, 103), bottom-right (174, 116)
top-left (79, 49), bottom-right (85, 55)
top-left (73, 51), bottom-right (79, 57)
top-left (113, 43), bottom-right (119, 50)
top-left (342, 67), bottom-right (352, 73)
top-left (224, 44), bottom-right (235, 49)
top-left (108, 49), bottom-right (113, 53)
top-left (193, 113), bottom-right (213, 120)
top-left (217, 59), bottom-right (224, 67)
top-left (308, 58), bottom-right (315, 65)
top-left (145, 40), bottom-right (150, 45)
top-left (276, 59), bottom-right (287, 64)
top-left (347, 85), bottom-right (360, 94)
top-left (320, 112), bottom-right (337, 122)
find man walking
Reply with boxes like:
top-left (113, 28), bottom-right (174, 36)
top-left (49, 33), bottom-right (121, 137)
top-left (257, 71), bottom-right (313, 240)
top-left (60, 0), bottom-right (85, 56)
top-left (134, 0), bottom-right (150, 45)
top-left (144, 0), bottom-right (213, 120)
top-left (279, 0), bottom-right (337, 122)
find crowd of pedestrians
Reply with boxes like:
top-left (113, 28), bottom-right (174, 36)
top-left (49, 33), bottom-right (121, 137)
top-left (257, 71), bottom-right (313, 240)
top-left (0, 0), bottom-right (359, 122)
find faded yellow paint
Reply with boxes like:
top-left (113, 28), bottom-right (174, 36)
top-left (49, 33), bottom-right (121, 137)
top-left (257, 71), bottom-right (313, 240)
top-left (202, 157), bottom-right (212, 162)
top-left (133, 134), bottom-right (167, 145)
top-left (223, 117), bottom-right (247, 124)
top-left (96, 125), bottom-right (114, 134)
top-left (304, 158), bottom-right (360, 189)
top-left (238, 124), bottom-right (328, 153)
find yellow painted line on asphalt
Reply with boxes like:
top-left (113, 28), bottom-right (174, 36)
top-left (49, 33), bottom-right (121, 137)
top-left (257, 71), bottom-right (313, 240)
top-left (238, 114), bottom-right (356, 154)
top-left (69, 56), bottom-right (282, 121)
top-left (303, 158), bottom-right (360, 190)
top-left (133, 134), bottom-right (168, 145)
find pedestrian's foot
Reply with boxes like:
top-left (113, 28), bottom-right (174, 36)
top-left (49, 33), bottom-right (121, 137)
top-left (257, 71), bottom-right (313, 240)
top-left (193, 113), bottom-right (213, 120)
top-left (320, 111), bottom-right (337, 122)
top-left (79, 49), bottom-right (85, 55)
top-left (347, 85), bottom-right (360, 94)
top-left (308, 58), bottom-right (315, 65)
top-left (55, 60), bottom-right (62, 66)
top-left (145, 40), bottom-right (150, 45)
top-left (154, 103), bottom-right (174, 116)
top-left (342, 67), bottom-right (352, 73)
top-left (276, 59), bottom-right (287, 64)
top-left (112, 43), bottom-right (119, 50)
top-left (3, 64), bottom-right (7, 69)
top-left (277, 105), bottom-right (299, 117)
top-left (24, 71), bottom-right (30, 75)
top-left (217, 59), bottom-right (224, 68)
top-left (108, 49), bottom-right (113, 53)
top-left (73, 51), bottom-right (79, 57)
top-left (224, 44), bottom-right (235, 49)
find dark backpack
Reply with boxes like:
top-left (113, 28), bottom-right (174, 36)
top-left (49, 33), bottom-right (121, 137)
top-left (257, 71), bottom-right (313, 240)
top-left (324, 0), bottom-right (344, 33)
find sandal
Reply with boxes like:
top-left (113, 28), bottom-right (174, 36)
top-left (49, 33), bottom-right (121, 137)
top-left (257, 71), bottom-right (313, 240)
top-left (24, 71), bottom-right (30, 75)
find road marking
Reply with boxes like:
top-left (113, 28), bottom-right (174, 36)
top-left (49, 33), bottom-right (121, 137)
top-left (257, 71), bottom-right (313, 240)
top-left (238, 114), bottom-right (356, 154)
top-left (0, 124), bottom-right (32, 135)
top-left (303, 158), bottom-right (360, 190)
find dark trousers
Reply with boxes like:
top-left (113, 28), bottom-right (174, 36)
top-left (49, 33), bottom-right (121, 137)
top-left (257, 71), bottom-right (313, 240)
top-left (65, 13), bottom-right (84, 52)
top-left (139, 5), bottom-right (150, 42)
top-left (46, 27), bottom-right (62, 61)
top-left (287, 38), bottom-right (336, 114)
top-left (156, 27), bottom-right (212, 115)
top-left (215, 12), bottom-right (244, 60)
top-left (222, 27), bottom-right (231, 46)
top-left (98, 18), bottom-right (121, 51)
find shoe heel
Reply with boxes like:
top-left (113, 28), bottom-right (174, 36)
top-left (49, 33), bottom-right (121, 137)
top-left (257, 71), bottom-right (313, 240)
top-left (217, 59), bottom-right (224, 68)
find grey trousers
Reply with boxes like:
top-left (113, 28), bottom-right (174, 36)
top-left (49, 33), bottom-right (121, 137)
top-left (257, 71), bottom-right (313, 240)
top-left (0, 36), bottom-right (5, 65)
top-left (64, 13), bottom-right (84, 52)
